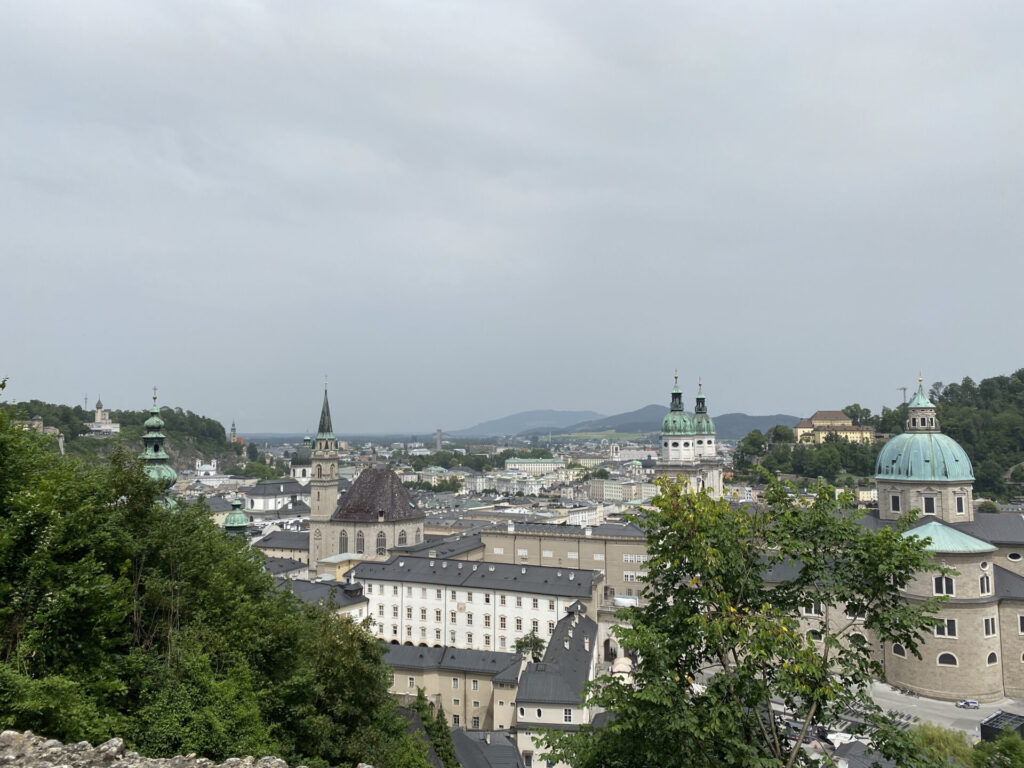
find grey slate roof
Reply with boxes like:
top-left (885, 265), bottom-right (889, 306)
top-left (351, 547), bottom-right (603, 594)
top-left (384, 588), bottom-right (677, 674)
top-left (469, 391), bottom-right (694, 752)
top-left (351, 556), bottom-right (600, 598)
top-left (393, 534), bottom-right (484, 559)
top-left (832, 741), bottom-right (896, 768)
top-left (516, 606), bottom-right (597, 706)
top-left (450, 730), bottom-right (524, 768)
top-left (202, 496), bottom-right (233, 513)
top-left (333, 468), bottom-right (424, 522)
top-left (275, 578), bottom-right (367, 609)
top-left (252, 530), bottom-right (309, 551)
top-left (263, 556), bottom-right (306, 576)
top-left (384, 644), bottom-right (521, 680)
top-left (487, 521), bottom-right (645, 538)
top-left (244, 479), bottom-right (306, 498)
top-left (960, 514), bottom-right (1024, 546)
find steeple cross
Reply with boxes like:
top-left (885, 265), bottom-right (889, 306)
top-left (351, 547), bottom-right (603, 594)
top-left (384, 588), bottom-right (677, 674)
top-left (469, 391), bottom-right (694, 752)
top-left (152, 385), bottom-right (158, 406)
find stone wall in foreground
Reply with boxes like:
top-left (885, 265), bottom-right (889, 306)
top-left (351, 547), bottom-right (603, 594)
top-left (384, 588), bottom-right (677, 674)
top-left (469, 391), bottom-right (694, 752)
top-left (0, 730), bottom-right (373, 768)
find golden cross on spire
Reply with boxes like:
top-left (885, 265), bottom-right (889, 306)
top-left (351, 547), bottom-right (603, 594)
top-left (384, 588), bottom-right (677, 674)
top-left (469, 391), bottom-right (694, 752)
top-left (152, 385), bottom-right (158, 406)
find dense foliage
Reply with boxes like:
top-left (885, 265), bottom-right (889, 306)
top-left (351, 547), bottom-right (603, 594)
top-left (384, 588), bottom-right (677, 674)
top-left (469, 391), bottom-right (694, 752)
top-left (541, 477), bottom-right (943, 768)
top-left (929, 371), bottom-right (1024, 498)
top-left (403, 479), bottom-right (462, 493)
top-left (0, 399), bottom-right (231, 460)
top-left (410, 689), bottom-right (458, 768)
top-left (913, 722), bottom-right (1024, 767)
top-left (734, 429), bottom-right (883, 484)
top-left (0, 411), bottom-right (430, 768)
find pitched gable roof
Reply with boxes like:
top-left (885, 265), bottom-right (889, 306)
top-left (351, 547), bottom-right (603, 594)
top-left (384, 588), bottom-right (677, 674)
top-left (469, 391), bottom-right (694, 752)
top-left (332, 467), bottom-right (424, 522)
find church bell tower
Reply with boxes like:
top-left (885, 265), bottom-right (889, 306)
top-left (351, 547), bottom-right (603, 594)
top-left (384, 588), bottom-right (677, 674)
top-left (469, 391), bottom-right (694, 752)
top-left (310, 383), bottom-right (338, 522)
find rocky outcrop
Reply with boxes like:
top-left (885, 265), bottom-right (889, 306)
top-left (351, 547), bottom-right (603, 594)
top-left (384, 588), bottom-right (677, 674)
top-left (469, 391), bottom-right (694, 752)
top-left (0, 731), bottom-right (373, 768)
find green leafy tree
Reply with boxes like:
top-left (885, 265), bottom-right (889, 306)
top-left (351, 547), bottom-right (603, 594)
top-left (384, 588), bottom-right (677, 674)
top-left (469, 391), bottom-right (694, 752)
top-left (514, 631), bottom-right (546, 662)
top-left (767, 425), bottom-right (795, 444)
top-left (910, 722), bottom-right (973, 767)
top-left (0, 411), bottom-right (430, 768)
top-left (246, 442), bottom-right (259, 461)
top-left (977, 500), bottom-right (1001, 514)
top-left (973, 728), bottom-right (1024, 767)
top-left (842, 404), bottom-right (873, 426)
top-left (541, 476), bottom-right (943, 768)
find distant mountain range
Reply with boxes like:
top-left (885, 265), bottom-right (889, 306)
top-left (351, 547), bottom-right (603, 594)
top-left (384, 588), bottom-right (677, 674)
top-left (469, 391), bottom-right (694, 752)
top-left (450, 410), bottom-right (605, 437)
top-left (458, 407), bottom-right (801, 441)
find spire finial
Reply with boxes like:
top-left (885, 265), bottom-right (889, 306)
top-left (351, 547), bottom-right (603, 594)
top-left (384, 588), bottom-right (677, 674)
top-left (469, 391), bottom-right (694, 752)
top-left (324, 374), bottom-right (328, 392)
top-left (152, 385), bottom-right (158, 406)
top-left (918, 372), bottom-right (923, 385)
top-left (674, 369), bottom-right (678, 386)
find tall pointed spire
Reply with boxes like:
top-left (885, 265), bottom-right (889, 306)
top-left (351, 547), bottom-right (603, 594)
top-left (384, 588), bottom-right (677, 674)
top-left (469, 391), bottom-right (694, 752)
top-left (317, 381), bottom-right (334, 439)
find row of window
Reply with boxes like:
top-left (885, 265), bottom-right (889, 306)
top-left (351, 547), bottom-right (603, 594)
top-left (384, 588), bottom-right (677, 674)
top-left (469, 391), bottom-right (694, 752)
top-left (378, 606), bottom-right (555, 632)
top-left (932, 573), bottom-right (992, 596)
top-left (332, 528), bottom-right (421, 555)
top-left (367, 584), bottom-right (556, 609)
top-left (664, 440), bottom-right (714, 447)
top-left (890, 495), bottom-right (966, 515)
top-left (892, 645), bottom-right (1001, 667)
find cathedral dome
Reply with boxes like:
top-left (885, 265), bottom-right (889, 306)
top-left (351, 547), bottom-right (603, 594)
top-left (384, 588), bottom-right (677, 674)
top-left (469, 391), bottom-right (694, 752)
top-left (874, 432), bottom-right (974, 483)
top-left (662, 410), bottom-right (695, 435)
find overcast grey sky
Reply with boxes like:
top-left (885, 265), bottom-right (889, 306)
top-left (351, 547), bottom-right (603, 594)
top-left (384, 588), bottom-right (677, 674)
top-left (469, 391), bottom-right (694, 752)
top-left (2, 1), bottom-right (1022, 433)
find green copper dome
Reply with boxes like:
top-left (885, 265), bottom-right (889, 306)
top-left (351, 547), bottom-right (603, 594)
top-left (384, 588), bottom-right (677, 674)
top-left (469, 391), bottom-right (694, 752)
top-left (224, 499), bottom-right (249, 535)
top-left (662, 409), bottom-right (696, 435)
top-left (692, 382), bottom-right (715, 435)
top-left (875, 432), bottom-right (974, 483)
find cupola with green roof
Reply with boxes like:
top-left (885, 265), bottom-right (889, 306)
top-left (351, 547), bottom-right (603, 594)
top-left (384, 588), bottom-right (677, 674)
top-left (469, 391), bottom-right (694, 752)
top-left (661, 372), bottom-right (695, 436)
top-left (875, 375), bottom-right (975, 524)
top-left (140, 386), bottom-right (178, 492)
top-left (692, 380), bottom-right (715, 436)
top-left (223, 498), bottom-right (249, 537)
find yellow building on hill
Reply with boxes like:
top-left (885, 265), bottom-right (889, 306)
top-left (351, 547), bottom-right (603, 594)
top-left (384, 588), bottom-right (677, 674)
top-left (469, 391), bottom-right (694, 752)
top-left (793, 410), bottom-right (875, 444)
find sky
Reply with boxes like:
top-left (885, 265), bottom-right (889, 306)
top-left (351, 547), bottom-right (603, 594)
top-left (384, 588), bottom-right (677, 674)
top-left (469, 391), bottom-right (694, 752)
top-left (2, 1), bottom-right (1022, 434)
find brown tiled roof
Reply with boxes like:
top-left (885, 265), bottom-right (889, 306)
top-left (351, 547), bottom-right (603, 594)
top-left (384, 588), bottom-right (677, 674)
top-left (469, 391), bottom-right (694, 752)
top-left (810, 410), bottom-right (850, 421)
top-left (332, 467), bottom-right (424, 522)
top-left (794, 419), bottom-right (813, 429)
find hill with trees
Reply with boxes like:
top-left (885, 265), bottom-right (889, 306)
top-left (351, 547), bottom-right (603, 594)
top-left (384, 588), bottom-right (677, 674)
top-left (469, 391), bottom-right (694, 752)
top-left (0, 399), bottom-right (237, 472)
top-left (733, 368), bottom-right (1024, 499)
top-left (0, 405), bottom-right (432, 768)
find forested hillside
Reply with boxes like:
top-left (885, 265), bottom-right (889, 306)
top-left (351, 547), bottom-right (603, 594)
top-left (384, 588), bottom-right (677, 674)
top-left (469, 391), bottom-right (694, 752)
top-left (0, 399), bottom-right (233, 467)
top-left (734, 369), bottom-right (1024, 499)
top-left (930, 370), bottom-right (1024, 498)
top-left (0, 409), bottom-right (431, 768)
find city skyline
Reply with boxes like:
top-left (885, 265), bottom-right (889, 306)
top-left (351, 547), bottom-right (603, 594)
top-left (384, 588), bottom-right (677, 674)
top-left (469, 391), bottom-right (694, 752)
top-left (3, 1), bottom-right (1022, 432)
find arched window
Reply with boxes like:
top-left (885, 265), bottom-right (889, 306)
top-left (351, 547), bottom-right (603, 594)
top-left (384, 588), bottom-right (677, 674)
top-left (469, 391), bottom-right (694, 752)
top-left (415, 528), bottom-right (422, 544)
top-left (980, 574), bottom-right (992, 594)
top-left (339, 531), bottom-right (348, 553)
top-left (892, 643), bottom-right (906, 657)
top-left (398, 530), bottom-right (407, 546)
top-left (313, 529), bottom-right (322, 562)
top-left (301, 468), bottom-right (307, 478)
top-left (377, 531), bottom-right (387, 556)
top-left (937, 653), bottom-right (958, 666)
top-left (988, 652), bottom-right (998, 665)
top-left (356, 531), bottom-right (365, 554)
top-left (317, 465), bottom-right (322, 478)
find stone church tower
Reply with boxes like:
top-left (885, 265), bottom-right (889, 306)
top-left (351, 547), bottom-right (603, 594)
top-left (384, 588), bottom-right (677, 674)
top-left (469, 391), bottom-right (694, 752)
top-left (310, 386), bottom-right (338, 524)
top-left (654, 373), bottom-right (724, 498)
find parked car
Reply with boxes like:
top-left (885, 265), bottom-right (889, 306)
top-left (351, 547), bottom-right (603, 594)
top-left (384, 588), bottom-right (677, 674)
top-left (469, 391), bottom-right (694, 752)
top-left (956, 699), bottom-right (980, 709)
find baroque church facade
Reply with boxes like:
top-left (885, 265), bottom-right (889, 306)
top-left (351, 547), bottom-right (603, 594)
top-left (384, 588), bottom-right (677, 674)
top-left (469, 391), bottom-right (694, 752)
top-left (654, 375), bottom-right (725, 498)
top-left (307, 388), bottom-right (426, 572)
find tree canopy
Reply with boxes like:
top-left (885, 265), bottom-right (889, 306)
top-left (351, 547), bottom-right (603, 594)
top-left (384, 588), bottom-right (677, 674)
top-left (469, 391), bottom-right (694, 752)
top-left (0, 410), bottom-right (430, 768)
top-left (541, 477), bottom-right (944, 768)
